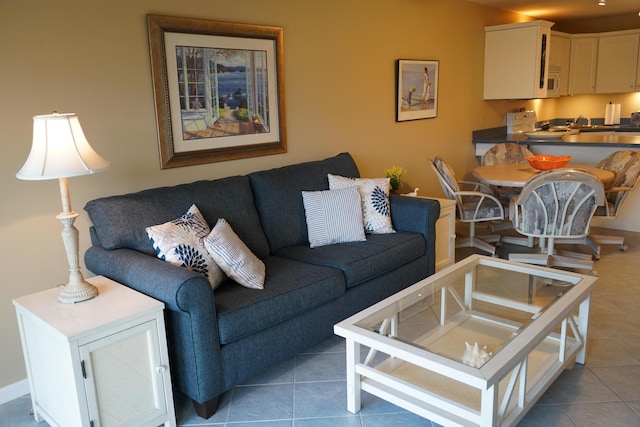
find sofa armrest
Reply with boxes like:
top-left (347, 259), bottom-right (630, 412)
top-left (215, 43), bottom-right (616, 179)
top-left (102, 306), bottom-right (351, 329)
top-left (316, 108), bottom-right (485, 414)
top-left (390, 195), bottom-right (440, 267)
top-left (84, 245), bottom-right (224, 403)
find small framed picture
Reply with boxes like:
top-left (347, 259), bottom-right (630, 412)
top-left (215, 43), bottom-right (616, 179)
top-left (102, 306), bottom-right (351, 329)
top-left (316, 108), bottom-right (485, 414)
top-left (396, 59), bottom-right (439, 122)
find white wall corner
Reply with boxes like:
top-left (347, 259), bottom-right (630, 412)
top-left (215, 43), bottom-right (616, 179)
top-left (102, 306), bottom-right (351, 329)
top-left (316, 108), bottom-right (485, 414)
top-left (0, 379), bottom-right (29, 405)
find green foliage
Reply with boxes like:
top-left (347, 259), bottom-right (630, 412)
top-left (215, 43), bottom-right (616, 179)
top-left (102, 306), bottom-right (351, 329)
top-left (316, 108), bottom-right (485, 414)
top-left (233, 109), bottom-right (249, 122)
top-left (384, 165), bottom-right (407, 191)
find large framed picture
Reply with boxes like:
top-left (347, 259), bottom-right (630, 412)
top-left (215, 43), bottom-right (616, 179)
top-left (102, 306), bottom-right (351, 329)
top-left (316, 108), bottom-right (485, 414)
top-left (147, 15), bottom-right (287, 168)
top-left (395, 59), bottom-right (439, 122)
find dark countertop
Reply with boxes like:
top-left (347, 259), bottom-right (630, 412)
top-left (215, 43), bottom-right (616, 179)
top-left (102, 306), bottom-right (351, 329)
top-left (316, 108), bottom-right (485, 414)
top-left (473, 124), bottom-right (640, 148)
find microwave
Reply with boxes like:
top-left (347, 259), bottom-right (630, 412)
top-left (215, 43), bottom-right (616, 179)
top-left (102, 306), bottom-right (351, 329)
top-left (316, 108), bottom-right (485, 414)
top-left (547, 67), bottom-right (561, 97)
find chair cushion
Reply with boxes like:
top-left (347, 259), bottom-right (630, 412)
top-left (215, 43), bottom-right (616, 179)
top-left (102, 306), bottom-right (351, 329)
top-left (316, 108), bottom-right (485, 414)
top-left (482, 143), bottom-right (533, 166)
top-left (461, 199), bottom-right (503, 221)
top-left (433, 156), bottom-right (460, 194)
top-left (597, 150), bottom-right (640, 211)
top-left (215, 256), bottom-right (345, 344)
top-left (519, 181), bottom-right (598, 236)
top-left (275, 232), bottom-right (425, 288)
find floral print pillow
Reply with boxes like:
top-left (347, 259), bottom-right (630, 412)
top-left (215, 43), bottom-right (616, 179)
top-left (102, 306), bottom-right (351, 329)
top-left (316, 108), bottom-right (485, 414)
top-left (327, 174), bottom-right (395, 234)
top-left (146, 204), bottom-right (225, 289)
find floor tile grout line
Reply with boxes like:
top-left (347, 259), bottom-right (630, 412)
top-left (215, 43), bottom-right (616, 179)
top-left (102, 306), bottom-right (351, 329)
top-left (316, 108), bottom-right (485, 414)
top-left (586, 365), bottom-right (637, 403)
top-left (558, 405), bottom-right (580, 427)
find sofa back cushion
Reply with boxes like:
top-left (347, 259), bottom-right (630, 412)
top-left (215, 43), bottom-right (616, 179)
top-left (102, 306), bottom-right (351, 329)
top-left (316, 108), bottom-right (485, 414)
top-left (85, 175), bottom-right (271, 259)
top-left (249, 153), bottom-right (360, 252)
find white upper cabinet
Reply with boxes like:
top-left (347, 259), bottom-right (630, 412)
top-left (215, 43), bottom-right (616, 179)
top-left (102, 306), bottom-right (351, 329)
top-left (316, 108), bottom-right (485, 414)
top-left (484, 21), bottom-right (554, 100)
top-left (596, 30), bottom-right (640, 94)
top-left (550, 31), bottom-right (571, 96)
top-left (568, 35), bottom-right (598, 95)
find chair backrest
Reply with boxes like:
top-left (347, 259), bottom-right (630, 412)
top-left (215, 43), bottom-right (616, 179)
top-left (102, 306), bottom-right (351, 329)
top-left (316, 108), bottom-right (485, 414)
top-left (596, 150), bottom-right (640, 215)
top-left (429, 156), bottom-right (460, 200)
top-left (482, 143), bottom-right (534, 166)
top-left (513, 168), bottom-right (605, 239)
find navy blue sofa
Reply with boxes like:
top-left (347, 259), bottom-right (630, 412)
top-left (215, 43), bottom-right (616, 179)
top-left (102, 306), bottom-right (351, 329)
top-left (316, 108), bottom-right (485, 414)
top-left (83, 153), bottom-right (440, 418)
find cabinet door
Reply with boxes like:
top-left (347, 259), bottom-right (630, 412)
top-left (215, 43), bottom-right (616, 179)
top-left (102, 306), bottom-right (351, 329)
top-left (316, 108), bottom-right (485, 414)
top-left (484, 21), bottom-right (552, 100)
top-left (596, 32), bottom-right (639, 94)
top-left (80, 320), bottom-right (170, 427)
top-left (569, 36), bottom-right (598, 95)
top-left (550, 32), bottom-right (571, 96)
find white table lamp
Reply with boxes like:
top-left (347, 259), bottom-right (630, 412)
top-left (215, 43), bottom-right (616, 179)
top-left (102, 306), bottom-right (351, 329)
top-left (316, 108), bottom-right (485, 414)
top-left (17, 112), bottom-right (111, 303)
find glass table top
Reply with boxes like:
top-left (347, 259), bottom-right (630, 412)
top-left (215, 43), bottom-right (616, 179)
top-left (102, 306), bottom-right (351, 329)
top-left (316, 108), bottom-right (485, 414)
top-left (353, 256), bottom-right (587, 368)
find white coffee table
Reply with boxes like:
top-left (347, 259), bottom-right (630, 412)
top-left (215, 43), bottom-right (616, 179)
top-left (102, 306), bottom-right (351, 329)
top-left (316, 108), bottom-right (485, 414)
top-left (334, 254), bottom-right (598, 427)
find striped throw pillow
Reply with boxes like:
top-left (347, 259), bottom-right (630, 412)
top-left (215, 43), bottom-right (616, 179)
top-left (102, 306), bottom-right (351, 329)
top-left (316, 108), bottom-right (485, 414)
top-left (204, 218), bottom-right (266, 289)
top-left (302, 186), bottom-right (366, 248)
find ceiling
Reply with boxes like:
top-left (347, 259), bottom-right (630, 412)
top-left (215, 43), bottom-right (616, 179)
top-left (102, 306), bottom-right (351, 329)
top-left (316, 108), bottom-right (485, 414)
top-left (467, 0), bottom-right (640, 21)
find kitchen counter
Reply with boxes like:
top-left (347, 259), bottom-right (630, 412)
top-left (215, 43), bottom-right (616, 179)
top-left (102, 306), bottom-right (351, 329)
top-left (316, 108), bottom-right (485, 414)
top-left (473, 126), bottom-right (640, 148)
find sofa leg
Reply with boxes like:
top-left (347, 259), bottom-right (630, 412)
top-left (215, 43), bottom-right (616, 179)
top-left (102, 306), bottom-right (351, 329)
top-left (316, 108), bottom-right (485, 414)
top-left (192, 396), bottom-right (220, 419)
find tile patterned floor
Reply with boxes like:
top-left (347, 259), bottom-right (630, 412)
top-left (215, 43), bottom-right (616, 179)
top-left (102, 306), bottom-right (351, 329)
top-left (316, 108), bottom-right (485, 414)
top-left (2, 226), bottom-right (640, 426)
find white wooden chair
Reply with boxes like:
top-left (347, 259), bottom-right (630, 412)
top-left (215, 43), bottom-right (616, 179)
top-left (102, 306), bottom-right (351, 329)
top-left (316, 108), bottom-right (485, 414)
top-left (508, 168), bottom-right (605, 273)
top-left (429, 156), bottom-right (505, 256)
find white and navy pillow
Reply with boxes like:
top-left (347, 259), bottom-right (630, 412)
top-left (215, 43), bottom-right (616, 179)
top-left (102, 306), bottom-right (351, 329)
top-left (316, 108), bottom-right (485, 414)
top-left (145, 204), bottom-right (225, 289)
top-left (204, 218), bottom-right (266, 290)
top-left (301, 186), bottom-right (366, 248)
top-left (327, 174), bottom-right (395, 234)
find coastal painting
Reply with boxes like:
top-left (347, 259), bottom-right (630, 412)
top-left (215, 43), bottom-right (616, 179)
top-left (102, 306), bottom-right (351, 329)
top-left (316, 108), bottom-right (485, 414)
top-left (396, 59), bottom-right (439, 122)
top-left (147, 15), bottom-right (286, 168)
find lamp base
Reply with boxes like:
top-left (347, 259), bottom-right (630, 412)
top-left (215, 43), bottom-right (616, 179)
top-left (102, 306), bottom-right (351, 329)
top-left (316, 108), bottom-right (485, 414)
top-left (58, 280), bottom-right (99, 304)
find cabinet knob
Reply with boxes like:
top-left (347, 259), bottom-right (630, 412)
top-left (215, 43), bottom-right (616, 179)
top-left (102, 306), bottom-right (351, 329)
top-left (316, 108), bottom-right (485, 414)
top-left (156, 365), bottom-right (167, 374)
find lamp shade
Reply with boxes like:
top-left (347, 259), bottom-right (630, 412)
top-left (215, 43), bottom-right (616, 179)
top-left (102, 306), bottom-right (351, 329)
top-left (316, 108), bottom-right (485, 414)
top-left (16, 113), bottom-right (111, 180)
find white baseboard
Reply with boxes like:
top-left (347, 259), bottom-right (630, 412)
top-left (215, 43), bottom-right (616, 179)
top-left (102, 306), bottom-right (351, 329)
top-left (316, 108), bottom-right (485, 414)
top-left (0, 379), bottom-right (29, 405)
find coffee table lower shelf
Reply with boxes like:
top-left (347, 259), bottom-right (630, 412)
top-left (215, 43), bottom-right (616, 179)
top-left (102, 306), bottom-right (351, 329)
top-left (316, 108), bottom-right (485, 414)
top-left (354, 330), bottom-right (581, 427)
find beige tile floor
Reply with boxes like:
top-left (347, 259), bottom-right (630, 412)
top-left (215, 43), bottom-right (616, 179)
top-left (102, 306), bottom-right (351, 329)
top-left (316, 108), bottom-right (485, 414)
top-left (2, 225), bottom-right (639, 426)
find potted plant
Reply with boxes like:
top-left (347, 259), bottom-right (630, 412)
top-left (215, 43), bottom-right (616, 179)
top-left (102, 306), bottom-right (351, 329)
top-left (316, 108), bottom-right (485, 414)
top-left (384, 165), bottom-right (407, 193)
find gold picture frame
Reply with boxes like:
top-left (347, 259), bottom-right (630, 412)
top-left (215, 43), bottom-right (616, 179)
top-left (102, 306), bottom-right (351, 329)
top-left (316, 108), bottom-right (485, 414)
top-left (396, 59), bottom-right (439, 122)
top-left (147, 14), bottom-right (287, 169)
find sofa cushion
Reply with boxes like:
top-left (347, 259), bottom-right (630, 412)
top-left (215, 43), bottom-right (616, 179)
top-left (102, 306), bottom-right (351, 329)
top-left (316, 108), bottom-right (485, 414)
top-left (214, 256), bottom-right (345, 344)
top-left (249, 152), bottom-right (360, 253)
top-left (327, 174), bottom-right (394, 234)
top-left (146, 204), bottom-right (226, 289)
top-left (85, 175), bottom-right (270, 259)
top-left (302, 187), bottom-right (366, 248)
top-left (275, 232), bottom-right (425, 288)
top-left (204, 218), bottom-right (266, 290)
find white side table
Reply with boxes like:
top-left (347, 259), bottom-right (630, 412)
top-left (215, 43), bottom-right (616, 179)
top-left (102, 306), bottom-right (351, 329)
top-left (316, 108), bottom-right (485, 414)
top-left (418, 197), bottom-right (456, 271)
top-left (13, 276), bottom-right (176, 427)
top-left (433, 197), bottom-right (456, 271)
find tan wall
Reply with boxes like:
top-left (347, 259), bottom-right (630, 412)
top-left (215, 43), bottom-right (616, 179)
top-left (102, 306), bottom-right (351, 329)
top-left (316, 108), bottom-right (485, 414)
top-left (0, 0), bottom-right (553, 390)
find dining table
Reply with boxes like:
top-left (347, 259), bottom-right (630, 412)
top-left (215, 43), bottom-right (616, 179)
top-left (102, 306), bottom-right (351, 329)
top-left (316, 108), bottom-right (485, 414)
top-left (472, 163), bottom-right (615, 188)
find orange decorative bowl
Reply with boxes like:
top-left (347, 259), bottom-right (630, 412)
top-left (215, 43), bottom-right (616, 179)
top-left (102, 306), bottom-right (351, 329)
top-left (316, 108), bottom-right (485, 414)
top-left (526, 154), bottom-right (572, 171)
